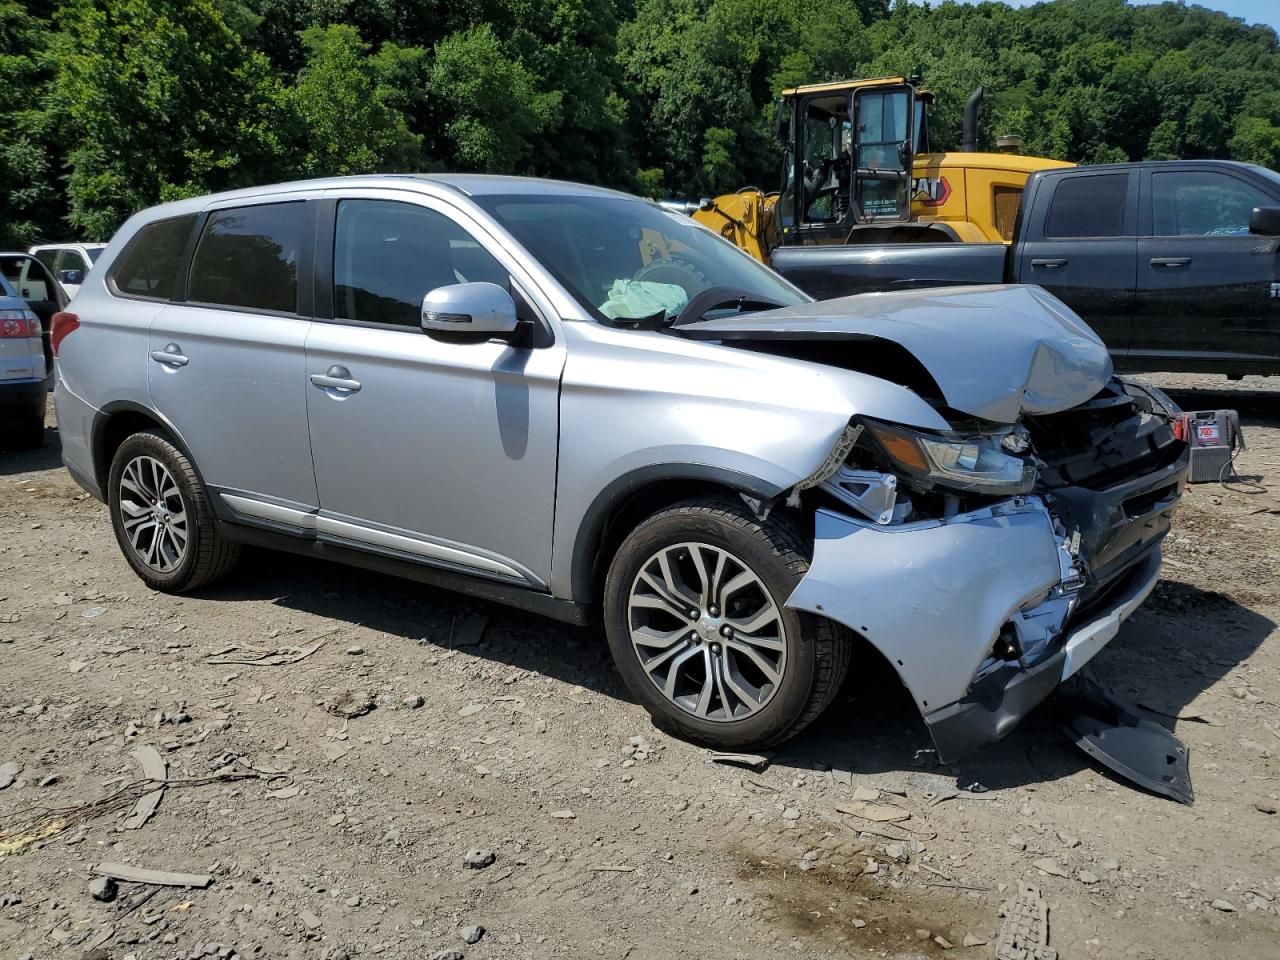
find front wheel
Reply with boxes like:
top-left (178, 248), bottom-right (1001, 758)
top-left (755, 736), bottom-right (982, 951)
top-left (108, 430), bottom-right (240, 592)
top-left (603, 497), bottom-right (851, 750)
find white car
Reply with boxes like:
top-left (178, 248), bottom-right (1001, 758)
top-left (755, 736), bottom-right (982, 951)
top-left (28, 242), bottom-right (106, 298)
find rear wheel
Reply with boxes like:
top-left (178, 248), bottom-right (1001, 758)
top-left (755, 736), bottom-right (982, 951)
top-left (108, 431), bottom-right (239, 592)
top-left (604, 496), bottom-right (851, 750)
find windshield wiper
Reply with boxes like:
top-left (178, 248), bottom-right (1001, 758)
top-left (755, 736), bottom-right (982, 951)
top-left (668, 287), bottom-right (788, 329)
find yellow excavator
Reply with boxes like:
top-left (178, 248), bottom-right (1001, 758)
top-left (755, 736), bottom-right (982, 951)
top-left (678, 75), bottom-right (1073, 263)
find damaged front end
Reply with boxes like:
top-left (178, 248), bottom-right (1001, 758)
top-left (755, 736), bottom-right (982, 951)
top-left (784, 377), bottom-right (1189, 762)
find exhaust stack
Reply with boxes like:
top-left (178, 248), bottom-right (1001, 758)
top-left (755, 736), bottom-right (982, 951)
top-left (961, 87), bottom-right (984, 152)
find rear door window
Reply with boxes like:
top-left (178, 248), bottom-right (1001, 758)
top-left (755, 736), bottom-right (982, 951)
top-left (188, 202), bottom-right (307, 313)
top-left (333, 199), bottom-right (508, 328)
top-left (110, 214), bottom-right (198, 300)
top-left (1045, 174), bottom-right (1129, 238)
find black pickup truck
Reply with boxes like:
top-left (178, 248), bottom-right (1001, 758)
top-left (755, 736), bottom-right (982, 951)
top-left (771, 160), bottom-right (1280, 377)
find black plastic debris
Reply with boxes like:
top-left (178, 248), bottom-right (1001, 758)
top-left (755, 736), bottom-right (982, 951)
top-left (1058, 670), bottom-right (1194, 805)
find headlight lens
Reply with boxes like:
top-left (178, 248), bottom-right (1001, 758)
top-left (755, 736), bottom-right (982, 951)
top-left (865, 420), bottom-right (1037, 495)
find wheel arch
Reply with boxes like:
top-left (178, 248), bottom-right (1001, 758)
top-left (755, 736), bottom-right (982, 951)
top-left (92, 401), bottom-right (198, 496)
top-left (568, 464), bottom-right (785, 604)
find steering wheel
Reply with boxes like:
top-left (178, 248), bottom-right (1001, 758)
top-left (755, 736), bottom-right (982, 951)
top-left (633, 256), bottom-right (707, 289)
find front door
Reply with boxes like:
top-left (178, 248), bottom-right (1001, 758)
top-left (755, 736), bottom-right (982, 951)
top-left (148, 197), bottom-right (318, 513)
top-left (1133, 166), bottom-right (1280, 368)
top-left (304, 192), bottom-right (565, 589)
top-left (1012, 170), bottom-right (1138, 354)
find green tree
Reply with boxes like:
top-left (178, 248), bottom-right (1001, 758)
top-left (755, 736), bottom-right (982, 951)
top-left (49, 0), bottom-right (292, 238)
top-left (287, 24), bottom-right (423, 176)
top-left (428, 24), bottom-right (556, 172)
top-left (0, 1), bottom-right (58, 246)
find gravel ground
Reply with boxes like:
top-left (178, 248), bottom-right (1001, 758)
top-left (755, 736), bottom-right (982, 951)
top-left (1, 373), bottom-right (1279, 960)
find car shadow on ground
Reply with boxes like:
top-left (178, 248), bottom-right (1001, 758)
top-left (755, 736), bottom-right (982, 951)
top-left (205, 548), bottom-right (1273, 798)
top-left (0, 428), bottom-right (61, 474)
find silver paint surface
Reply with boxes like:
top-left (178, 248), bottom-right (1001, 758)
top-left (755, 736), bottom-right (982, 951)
top-left (686, 284), bottom-right (1113, 423)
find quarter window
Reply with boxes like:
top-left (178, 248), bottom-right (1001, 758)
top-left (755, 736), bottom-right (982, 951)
top-left (188, 203), bottom-right (306, 313)
top-left (109, 215), bottom-right (197, 300)
top-left (333, 199), bottom-right (508, 328)
top-left (1152, 170), bottom-right (1270, 237)
top-left (1045, 174), bottom-right (1129, 238)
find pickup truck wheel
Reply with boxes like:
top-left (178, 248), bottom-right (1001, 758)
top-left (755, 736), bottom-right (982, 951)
top-left (604, 496), bottom-right (851, 750)
top-left (108, 431), bottom-right (240, 593)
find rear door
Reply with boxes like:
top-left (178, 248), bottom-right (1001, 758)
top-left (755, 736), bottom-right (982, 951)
top-left (147, 195), bottom-right (318, 513)
top-left (1133, 165), bottom-right (1279, 368)
top-left (1012, 170), bottom-right (1139, 354)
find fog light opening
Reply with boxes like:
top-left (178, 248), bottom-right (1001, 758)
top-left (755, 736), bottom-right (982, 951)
top-left (994, 624), bottom-right (1023, 662)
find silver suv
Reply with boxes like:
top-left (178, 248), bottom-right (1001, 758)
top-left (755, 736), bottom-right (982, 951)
top-left (53, 175), bottom-right (1189, 758)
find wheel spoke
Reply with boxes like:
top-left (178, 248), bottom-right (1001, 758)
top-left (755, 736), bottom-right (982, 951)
top-left (631, 623), bottom-right (689, 651)
top-left (722, 660), bottom-right (765, 711)
top-left (729, 601), bottom-right (783, 639)
top-left (692, 649), bottom-right (715, 716)
top-left (726, 638), bottom-right (782, 686)
top-left (711, 653), bottom-right (734, 718)
top-left (661, 645), bottom-right (702, 699)
top-left (655, 549), bottom-right (697, 607)
top-left (717, 569), bottom-right (755, 607)
top-left (128, 518), bottom-right (155, 549)
top-left (631, 585), bottom-right (695, 623)
top-left (640, 637), bottom-right (693, 673)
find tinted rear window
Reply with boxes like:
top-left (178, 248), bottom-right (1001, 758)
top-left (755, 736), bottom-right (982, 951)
top-left (188, 203), bottom-right (306, 313)
top-left (110, 215), bottom-right (197, 300)
top-left (1045, 174), bottom-right (1129, 238)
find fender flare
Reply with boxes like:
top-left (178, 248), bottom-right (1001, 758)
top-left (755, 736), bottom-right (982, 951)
top-left (566, 463), bottom-right (785, 601)
top-left (91, 400), bottom-right (201, 495)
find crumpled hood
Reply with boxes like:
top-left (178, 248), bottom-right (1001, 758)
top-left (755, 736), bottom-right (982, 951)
top-left (679, 284), bottom-right (1113, 423)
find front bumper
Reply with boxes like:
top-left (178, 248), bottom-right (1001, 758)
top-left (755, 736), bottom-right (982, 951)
top-left (787, 451), bottom-right (1185, 761)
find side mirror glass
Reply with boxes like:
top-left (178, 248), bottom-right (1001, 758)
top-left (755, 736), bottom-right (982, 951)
top-left (1249, 206), bottom-right (1280, 237)
top-left (58, 269), bottom-right (84, 285)
top-left (421, 281), bottom-right (519, 338)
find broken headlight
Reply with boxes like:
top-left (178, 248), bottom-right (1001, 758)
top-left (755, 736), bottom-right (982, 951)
top-left (863, 419), bottom-right (1037, 496)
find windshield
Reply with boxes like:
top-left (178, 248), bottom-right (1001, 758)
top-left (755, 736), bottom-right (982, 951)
top-left (472, 193), bottom-right (808, 323)
top-left (87, 248), bottom-right (103, 262)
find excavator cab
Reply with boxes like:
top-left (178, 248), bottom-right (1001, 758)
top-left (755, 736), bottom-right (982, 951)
top-left (777, 78), bottom-right (927, 246)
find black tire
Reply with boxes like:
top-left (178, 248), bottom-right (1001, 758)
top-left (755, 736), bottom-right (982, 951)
top-left (603, 496), bottom-right (852, 750)
top-left (13, 404), bottom-right (45, 449)
top-left (108, 430), bottom-right (240, 592)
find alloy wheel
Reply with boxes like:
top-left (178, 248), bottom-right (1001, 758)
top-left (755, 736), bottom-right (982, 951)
top-left (118, 455), bottom-right (189, 573)
top-left (627, 541), bottom-right (788, 722)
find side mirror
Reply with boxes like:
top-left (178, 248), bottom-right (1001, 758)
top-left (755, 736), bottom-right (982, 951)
top-left (421, 282), bottom-right (519, 338)
top-left (58, 269), bottom-right (84, 286)
top-left (1249, 206), bottom-right (1280, 237)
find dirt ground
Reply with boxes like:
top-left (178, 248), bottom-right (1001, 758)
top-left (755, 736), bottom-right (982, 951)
top-left (2, 373), bottom-right (1279, 960)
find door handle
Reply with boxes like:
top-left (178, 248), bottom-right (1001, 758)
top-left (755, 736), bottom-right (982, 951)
top-left (310, 365), bottom-right (361, 394)
top-left (1150, 257), bottom-right (1191, 268)
top-left (1030, 258), bottom-right (1068, 269)
top-left (150, 344), bottom-right (189, 367)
